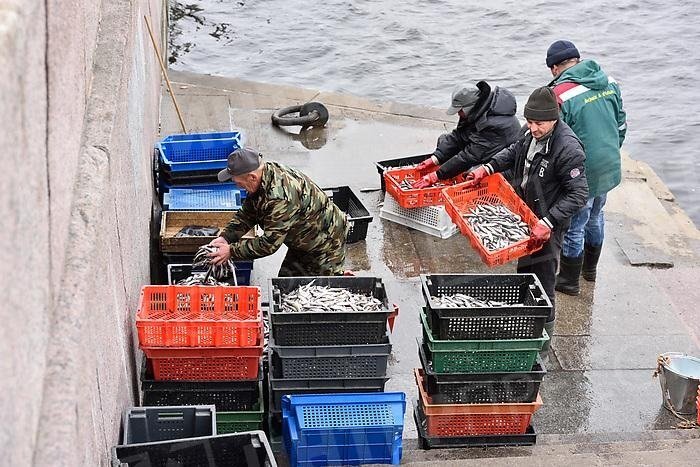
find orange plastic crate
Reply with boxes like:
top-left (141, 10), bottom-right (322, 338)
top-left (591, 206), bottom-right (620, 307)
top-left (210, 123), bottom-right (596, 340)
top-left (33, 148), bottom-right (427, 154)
top-left (136, 285), bottom-right (262, 348)
top-left (414, 368), bottom-right (542, 437)
top-left (383, 166), bottom-right (468, 208)
top-left (442, 174), bottom-right (543, 267)
top-left (144, 346), bottom-right (263, 381)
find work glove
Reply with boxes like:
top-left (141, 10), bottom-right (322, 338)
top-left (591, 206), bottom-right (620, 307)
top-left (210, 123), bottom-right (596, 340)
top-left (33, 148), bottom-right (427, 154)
top-left (463, 165), bottom-right (489, 188)
top-left (416, 155), bottom-right (439, 171)
top-left (529, 219), bottom-right (552, 247)
top-left (412, 171), bottom-right (439, 189)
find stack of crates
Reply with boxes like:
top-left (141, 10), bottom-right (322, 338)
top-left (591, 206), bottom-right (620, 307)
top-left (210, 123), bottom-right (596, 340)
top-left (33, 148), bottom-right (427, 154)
top-left (135, 284), bottom-right (266, 435)
top-left (267, 276), bottom-right (398, 461)
top-left (414, 274), bottom-right (551, 448)
top-left (155, 131), bottom-right (254, 286)
top-left (376, 155), bottom-right (461, 239)
top-left (154, 131), bottom-right (245, 202)
top-left (112, 404), bottom-right (275, 467)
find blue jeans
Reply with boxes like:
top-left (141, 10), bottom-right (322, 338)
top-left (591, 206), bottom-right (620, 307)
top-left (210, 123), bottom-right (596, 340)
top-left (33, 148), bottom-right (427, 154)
top-left (561, 194), bottom-right (607, 258)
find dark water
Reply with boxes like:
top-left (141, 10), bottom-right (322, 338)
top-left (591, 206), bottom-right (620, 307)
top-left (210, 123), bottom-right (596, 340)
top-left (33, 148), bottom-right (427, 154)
top-left (169, 0), bottom-right (700, 225)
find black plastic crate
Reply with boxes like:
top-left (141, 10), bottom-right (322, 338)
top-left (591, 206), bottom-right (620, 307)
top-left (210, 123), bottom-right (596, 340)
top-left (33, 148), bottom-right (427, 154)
top-left (140, 361), bottom-right (262, 412)
top-left (269, 276), bottom-right (393, 346)
top-left (113, 430), bottom-right (276, 467)
top-left (269, 333), bottom-right (391, 379)
top-left (421, 274), bottom-right (551, 340)
top-left (268, 376), bottom-right (388, 413)
top-left (414, 405), bottom-right (536, 450)
top-left (374, 154), bottom-right (430, 192)
top-left (323, 186), bottom-right (373, 243)
top-left (122, 405), bottom-right (216, 445)
top-left (418, 344), bottom-right (545, 404)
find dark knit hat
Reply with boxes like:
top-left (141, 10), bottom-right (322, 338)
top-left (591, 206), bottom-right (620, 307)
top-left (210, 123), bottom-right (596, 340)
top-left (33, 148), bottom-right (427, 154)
top-left (546, 40), bottom-right (580, 68)
top-left (524, 87), bottom-right (559, 121)
top-left (217, 147), bottom-right (263, 181)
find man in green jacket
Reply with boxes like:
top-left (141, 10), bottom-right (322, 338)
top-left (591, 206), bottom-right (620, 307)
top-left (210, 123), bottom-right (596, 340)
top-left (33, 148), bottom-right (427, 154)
top-left (209, 147), bottom-right (348, 277)
top-left (546, 40), bottom-right (627, 295)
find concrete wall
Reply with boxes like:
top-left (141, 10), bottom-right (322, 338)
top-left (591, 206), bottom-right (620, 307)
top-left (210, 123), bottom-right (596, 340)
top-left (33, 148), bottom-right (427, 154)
top-left (0, 0), bottom-right (164, 465)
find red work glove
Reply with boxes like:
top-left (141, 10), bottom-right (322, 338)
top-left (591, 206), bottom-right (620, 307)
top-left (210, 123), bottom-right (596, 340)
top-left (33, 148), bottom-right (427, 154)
top-left (416, 156), bottom-right (438, 171)
top-left (412, 171), bottom-right (439, 189)
top-left (529, 219), bottom-right (552, 247)
top-left (463, 165), bottom-right (489, 188)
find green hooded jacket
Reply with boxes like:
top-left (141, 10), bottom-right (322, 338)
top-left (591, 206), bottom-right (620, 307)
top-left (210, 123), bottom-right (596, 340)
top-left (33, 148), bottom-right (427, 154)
top-left (550, 59), bottom-right (627, 197)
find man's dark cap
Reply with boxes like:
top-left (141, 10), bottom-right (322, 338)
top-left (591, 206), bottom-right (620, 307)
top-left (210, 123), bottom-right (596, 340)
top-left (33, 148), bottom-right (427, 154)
top-left (546, 40), bottom-right (580, 68)
top-left (524, 87), bottom-right (559, 121)
top-left (217, 147), bottom-right (263, 181)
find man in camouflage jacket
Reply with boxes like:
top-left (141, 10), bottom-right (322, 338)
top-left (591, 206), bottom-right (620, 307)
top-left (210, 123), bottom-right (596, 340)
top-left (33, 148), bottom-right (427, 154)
top-left (209, 147), bottom-right (348, 277)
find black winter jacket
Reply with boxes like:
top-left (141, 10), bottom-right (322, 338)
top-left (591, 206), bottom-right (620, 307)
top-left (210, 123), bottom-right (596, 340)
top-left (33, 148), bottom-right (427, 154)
top-left (486, 120), bottom-right (588, 230)
top-left (435, 81), bottom-right (521, 180)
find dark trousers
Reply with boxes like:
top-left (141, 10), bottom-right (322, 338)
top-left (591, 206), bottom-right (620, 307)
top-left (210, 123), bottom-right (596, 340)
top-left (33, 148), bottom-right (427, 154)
top-left (516, 229), bottom-right (564, 322)
top-left (277, 247), bottom-right (346, 278)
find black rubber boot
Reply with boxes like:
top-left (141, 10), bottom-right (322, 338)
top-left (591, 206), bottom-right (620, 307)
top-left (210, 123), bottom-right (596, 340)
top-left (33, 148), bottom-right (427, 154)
top-left (582, 244), bottom-right (602, 282)
top-left (555, 255), bottom-right (583, 296)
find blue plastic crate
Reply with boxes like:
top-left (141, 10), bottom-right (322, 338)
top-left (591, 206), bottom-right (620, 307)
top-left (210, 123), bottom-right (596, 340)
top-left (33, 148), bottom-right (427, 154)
top-left (163, 186), bottom-right (243, 211)
top-left (282, 392), bottom-right (405, 466)
top-left (157, 131), bottom-right (243, 172)
top-left (159, 181), bottom-right (248, 201)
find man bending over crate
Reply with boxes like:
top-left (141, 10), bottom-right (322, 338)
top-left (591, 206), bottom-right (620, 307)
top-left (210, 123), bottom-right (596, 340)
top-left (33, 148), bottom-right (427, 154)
top-left (209, 147), bottom-right (349, 277)
top-left (464, 87), bottom-right (588, 344)
top-left (412, 81), bottom-right (522, 188)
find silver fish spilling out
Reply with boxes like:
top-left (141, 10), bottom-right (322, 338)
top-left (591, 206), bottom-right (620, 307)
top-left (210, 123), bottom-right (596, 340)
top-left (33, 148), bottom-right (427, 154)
top-left (430, 293), bottom-right (518, 308)
top-left (190, 244), bottom-right (238, 285)
top-left (280, 281), bottom-right (383, 313)
top-left (464, 204), bottom-right (530, 251)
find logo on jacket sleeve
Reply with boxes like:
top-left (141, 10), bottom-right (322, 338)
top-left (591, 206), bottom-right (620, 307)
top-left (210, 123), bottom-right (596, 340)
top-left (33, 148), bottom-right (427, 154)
top-left (570, 168), bottom-right (581, 178)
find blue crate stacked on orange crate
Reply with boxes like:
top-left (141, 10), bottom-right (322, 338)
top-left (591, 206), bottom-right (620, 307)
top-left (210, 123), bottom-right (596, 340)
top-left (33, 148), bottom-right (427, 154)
top-left (414, 273), bottom-right (551, 449)
top-left (266, 276), bottom-right (403, 466)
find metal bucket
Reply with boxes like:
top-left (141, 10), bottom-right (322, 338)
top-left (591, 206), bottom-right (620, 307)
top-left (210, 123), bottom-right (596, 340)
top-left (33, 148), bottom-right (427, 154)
top-left (657, 352), bottom-right (700, 415)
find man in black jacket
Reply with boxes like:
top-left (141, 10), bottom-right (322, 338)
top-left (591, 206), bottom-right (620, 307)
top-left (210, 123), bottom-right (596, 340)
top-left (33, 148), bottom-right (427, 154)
top-left (412, 81), bottom-right (522, 188)
top-left (466, 87), bottom-right (588, 342)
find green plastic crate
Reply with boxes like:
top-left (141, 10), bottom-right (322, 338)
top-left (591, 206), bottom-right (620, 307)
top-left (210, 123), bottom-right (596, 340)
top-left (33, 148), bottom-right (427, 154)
top-left (421, 310), bottom-right (549, 373)
top-left (216, 383), bottom-right (264, 434)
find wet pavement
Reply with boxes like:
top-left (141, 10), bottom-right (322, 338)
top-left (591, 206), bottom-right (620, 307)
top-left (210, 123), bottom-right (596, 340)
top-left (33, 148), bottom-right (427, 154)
top-left (161, 70), bottom-right (700, 450)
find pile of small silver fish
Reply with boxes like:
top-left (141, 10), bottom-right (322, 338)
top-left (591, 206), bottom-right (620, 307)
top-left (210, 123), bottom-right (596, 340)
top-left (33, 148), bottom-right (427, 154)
top-left (280, 281), bottom-right (383, 313)
top-left (174, 225), bottom-right (220, 237)
top-left (176, 272), bottom-right (229, 286)
top-left (398, 177), bottom-right (446, 190)
top-left (430, 293), bottom-right (518, 308)
top-left (464, 204), bottom-right (530, 251)
top-left (191, 244), bottom-right (238, 283)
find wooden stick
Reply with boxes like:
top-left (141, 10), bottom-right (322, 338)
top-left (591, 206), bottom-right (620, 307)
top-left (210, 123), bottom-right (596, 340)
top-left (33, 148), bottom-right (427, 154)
top-left (144, 15), bottom-right (187, 134)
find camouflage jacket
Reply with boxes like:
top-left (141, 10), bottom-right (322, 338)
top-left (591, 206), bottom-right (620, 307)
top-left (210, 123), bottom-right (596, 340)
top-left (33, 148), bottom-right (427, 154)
top-left (221, 161), bottom-right (348, 260)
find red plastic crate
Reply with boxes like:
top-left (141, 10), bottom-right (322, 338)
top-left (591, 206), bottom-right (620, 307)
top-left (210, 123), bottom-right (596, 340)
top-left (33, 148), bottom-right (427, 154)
top-left (442, 173), bottom-right (543, 267)
top-left (136, 285), bottom-right (262, 348)
top-left (383, 166), bottom-right (468, 208)
top-left (415, 368), bottom-right (542, 437)
top-left (144, 346), bottom-right (263, 381)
